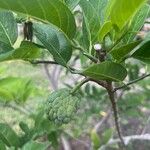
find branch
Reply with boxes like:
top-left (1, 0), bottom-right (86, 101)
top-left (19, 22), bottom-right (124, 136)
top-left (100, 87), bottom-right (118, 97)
top-left (31, 60), bottom-right (83, 77)
top-left (90, 79), bottom-right (107, 89)
top-left (106, 82), bottom-right (125, 147)
top-left (114, 73), bottom-right (150, 92)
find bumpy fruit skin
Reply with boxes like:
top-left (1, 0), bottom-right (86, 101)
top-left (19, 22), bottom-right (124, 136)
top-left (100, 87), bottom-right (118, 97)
top-left (45, 89), bottom-right (80, 125)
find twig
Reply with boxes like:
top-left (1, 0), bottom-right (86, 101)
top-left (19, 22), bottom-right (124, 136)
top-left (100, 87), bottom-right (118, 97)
top-left (114, 73), bottom-right (150, 92)
top-left (31, 60), bottom-right (59, 65)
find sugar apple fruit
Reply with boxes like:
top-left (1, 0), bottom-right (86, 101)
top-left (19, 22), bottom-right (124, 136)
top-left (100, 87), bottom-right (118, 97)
top-left (46, 88), bottom-right (80, 125)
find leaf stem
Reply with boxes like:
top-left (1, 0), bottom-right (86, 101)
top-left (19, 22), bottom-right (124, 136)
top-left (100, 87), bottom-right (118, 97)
top-left (71, 40), bottom-right (98, 63)
top-left (83, 52), bottom-right (98, 63)
top-left (72, 44), bottom-right (85, 52)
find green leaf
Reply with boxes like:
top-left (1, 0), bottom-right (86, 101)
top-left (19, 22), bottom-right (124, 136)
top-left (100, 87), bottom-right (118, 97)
top-left (0, 41), bottom-right (41, 62)
top-left (0, 140), bottom-right (6, 150)
top-left (48, 131), bottom-right (59, 149)
top-left (0, 88), bottom-right (14, 101)
top-left (132, 40), bottom-right (150, 63)
top-left (0, 10), bottom-right (17, 46)
top-left (123, 4), bottom-right (150, 44)
top-left (98, 21), bottom-right (112, 42)
top-left (0, 0), bottom-right (76, 39)
top-left (33, 23), bottom-right (72, 66)
top-left (90, 129), bottom-right (101, 150)
top-left (0, 123), bottom-right (20, 147)
top-left (19, 122), bottom-right (30, 134)
top-left (64, 0), bottom-right (80, 10)
top-left (12, 41), bottom-right (41, 60)
top-left (101, 129), bottom-right (113, 145)
top-left (0, 77), bottom-right (34, 103)
top-left (0, 42), bottom-right (13, 54)
top-left (80, 0), bottom-right (109, 42)
top-left (33, 109), bottom-right (57, 135)
top-left (82, 61), bottom-right (127, 82)
top-left (110, 0), bottom-right (146, 29)
top-left (22, 141), bottom-right (48, 150)
top-left (110, 40), bottom-right (141, 60)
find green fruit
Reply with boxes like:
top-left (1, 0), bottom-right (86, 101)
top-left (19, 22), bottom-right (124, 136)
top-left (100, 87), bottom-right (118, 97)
top-left (45, 89), bottom-right (80, 125)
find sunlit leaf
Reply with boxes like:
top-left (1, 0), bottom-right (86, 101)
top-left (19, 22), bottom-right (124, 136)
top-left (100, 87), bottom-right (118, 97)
top-left (80, 0), bottom-right (109, 42)
top-left (0, 77), bottom-right (34, 103)
top-left (0, 0), bottom-right (76, 39)
top-left (98, 21), bottom-right (112, 42)
top-left (110, 0), bottom-right (146, 29)
top-left (123, 4), bottom-right (150, 44)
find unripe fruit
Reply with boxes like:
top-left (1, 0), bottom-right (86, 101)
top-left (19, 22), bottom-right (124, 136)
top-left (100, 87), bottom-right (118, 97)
top-left (45, 89), bottom-right (80, 125)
